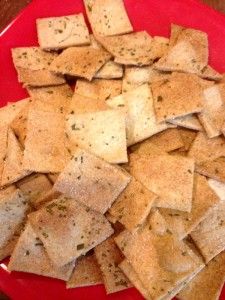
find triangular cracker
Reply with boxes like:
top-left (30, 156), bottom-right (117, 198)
top-left (159, 174), bottom-right (219, 240)
top-left (196, 157), bottom-right (225, 183)
top-left (152, 72), bottom-right (204, 123)
top-left (75, 79), bottom-right (122, 100)
top-left (54, 148), bottom-right (131, 213)
top-left (84, 0), bottom-right (133, 36)
top-left (50, 46), bottom-right (111, 81)
top-left (37, 14), bottom-right (90, 50)
top-left (107, 84), bottom-right (169, 146)
top-left (23, 109), bottom-right (70, 173)
top-left (169, 114), bottom-right (203, 131)
top-left (94, 237), bottom-right (131, 294)
top-left (94, 61), bottom-right (123, 79)
top-left (67, 253), bottom-right (102, 288)
top-left (109, 177), bottom-right (157, 230)
top-left (28, 196), bottom-right (113, 266)
top-left (66, 109), bottom-right (128, 163)
top-left (130, 153), bottom-right (194, 212)
top-left (178, 128), bottom-right (197, 152)
top-left (8, 223), bottom-right (75, 280)
top-left (199, 65), bottom-right (222, 81)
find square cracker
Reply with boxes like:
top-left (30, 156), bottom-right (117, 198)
top-left (178, 251), bottom-right (225, 300)
top-left (67, 253), bottom-right (102, 288)
top-left (16, 174), bottom-right (52, 208)
top-left (168, 114), bottom-right (203, 131)
top-left (49, 46), bottom-right (111, 81)
top-left (27, 84), bottom-right (73, 115)
top-left (94, 237), bottom-right (131, 294)
top-left (1, 128), bottom-right (31, 187)
top-left (152, 72), bottom-right (204, 123)
top-left (69, 93), bottom-right (108, 114)
top-left (115, 210), bottom-right (204, 300)
top-left (191, 180), bottom-right (225, 263)
top-left (107, 84), bottom-right (169, 146)
top-left (199, 84), bottom-right (225, 138)
top-left (37, 14), bottom-right (90, 50)
top-left (196, 157), bottom-right (225, 183)
top-left (188, 132), bottom-right (225, 164)
top-left (84, 0), bottom-right (133, 36)
top-left (28, 196), bottom-right (113, 266)
top-left (159, 174), bottom-right (219, 240)
top-left (66, 109), bottom-right (127, 164)
top-left (75, 79), bottom-right (122, 101)
top-left (96, 31), bottom-right (154, 66)
top-left (0, 189), bottom-right (30, 261)
top-left (94, 61), bottom-right (123, 79)
top-left (54, 148), bottom-right (131, 213)
top-left (109, 177), bottom-right (157, 230)
top-left (130, 153), bottom-right (194, 212)
top-left (8, 223), bottom-right (75, 280)
top-left (23, 109), bottom-right (70, 173)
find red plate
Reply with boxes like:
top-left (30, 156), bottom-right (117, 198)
top-left (0, 0), bottom-right (225, 299)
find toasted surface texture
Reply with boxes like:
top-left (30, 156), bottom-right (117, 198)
top-left (54, 148), bottom-right (131, 213)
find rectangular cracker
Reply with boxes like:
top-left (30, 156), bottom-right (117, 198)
top-left (84, 0), bottom-right (133, 36)
top-left (198, 84), bottom-right (225, 138)
top-left (190, 180), bottom-right (225, 263)
top-left (16, 174), bottom-right (52, 208)
top-left (23, 109), bottom-right (70, 173)
top-left (109, 177), bottom-right (157, 230)
top-left (67, 254), bottom-right (102, 288)
top-left (196, 157), bottom-right (225, 183)
top-left (188, 132), bottom-right (225, 164)
top-left (75, 79), bottom-right (122, 100)
top-left (159, 174), bottom-right (219, 240)
top-left (107, 84), bottom-right (169, 146)
top-left (178, 251), bottom-right (225, 300)
top-left (130, 153), bottom-right (194, 212)
top-left (94, 237), bottom-right (131, 294)
top-left (66, 109), bottom-right (128, 164)
top-left (54, 148), bottom-right (131, 213)
top-left (94, 61), bottom-right (123, 79)
top-left (0, 189), bottom-right (30, 261)
top-left (28, 196), bottom-right (114, 266)
top-left (27, 84), bottom-right (73, 114)
top-left (96, 31), bottom-right (154, 66)
top-left (8, 223), bottom-right (75, 280)
top-left (168, 114), bottom-right (203, 131)
top-left (1, 128), bottom-right (31, 187)
top-left (37, 14), bottom-right (90, 50)
top-left (115, 210), bottom-right (204, 300)
top-left (152, 72), bottom-right (204, 123)
top-left (49, 46), bottom-right (111, 81)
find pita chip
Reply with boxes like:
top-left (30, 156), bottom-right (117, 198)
top-left (159, 174), bottom-right (219, 240)
top-left (37, 14), bottom-right (90, 50)
top-left (190, 188), bottom-right (225, 263)
top-left (69, 93), bottom-right (108, 114)
top-left (47, 173), bottom-right (59, 184)
top-left (84, 0), bottom-right (133, 36)
top-left (0, 189), bottom-right (30, 261)
top-left (0, 126), bottom-right (8, 183)
top-left (178, 251), bottom-right (225, 300)
top-left (152, 72), bottom-right (204, 123)
top-left (109, 177), bottom-right (157, 230)
top-left (23, 109), bottom-right (70, 173)
top-left (107, 84), bottom-right (169, 146)
top-left (94, 61), bottom-right (123, 79)
top-left (130, 140), bottom-right (170, 157)
top-left (49, 46), bottom-right (111, 81)
top-left (1, 128), bottom-right (31, 187)
top-left (95, 237), bottom-right (131, 294)
top-left (97, 31), bottom-right (154, 66)
top-left (28, 196), bottom-right (113, 266)
top-left (66, 109), bottom-right (127, 164)
top-left (16, 174), bottom-right (52, 208)
top-left (188, 132), bottom-right (225, 164)
top-left (199, 84), bottom-right (225, 138)
top-left (54, 148), bottom-right (131, 213)
top-left (130, 153), bottom-right (194, 212)
top-left (169, 114), bottom-right (203, 131)
top-left (196, 157), bottom-right (225, 183)
top-left (8, 223), bottom-right (75, 280)
top-left (198, 65), bottom-right (222, 81)
top-left (178, 128), bottom-right (197, 152)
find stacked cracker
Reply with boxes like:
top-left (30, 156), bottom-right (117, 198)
top-left (0, 0), bottom-right (224, 299)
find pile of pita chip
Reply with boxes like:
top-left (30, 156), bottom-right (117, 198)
top-left (0, 1), bottom-right (224, 299)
